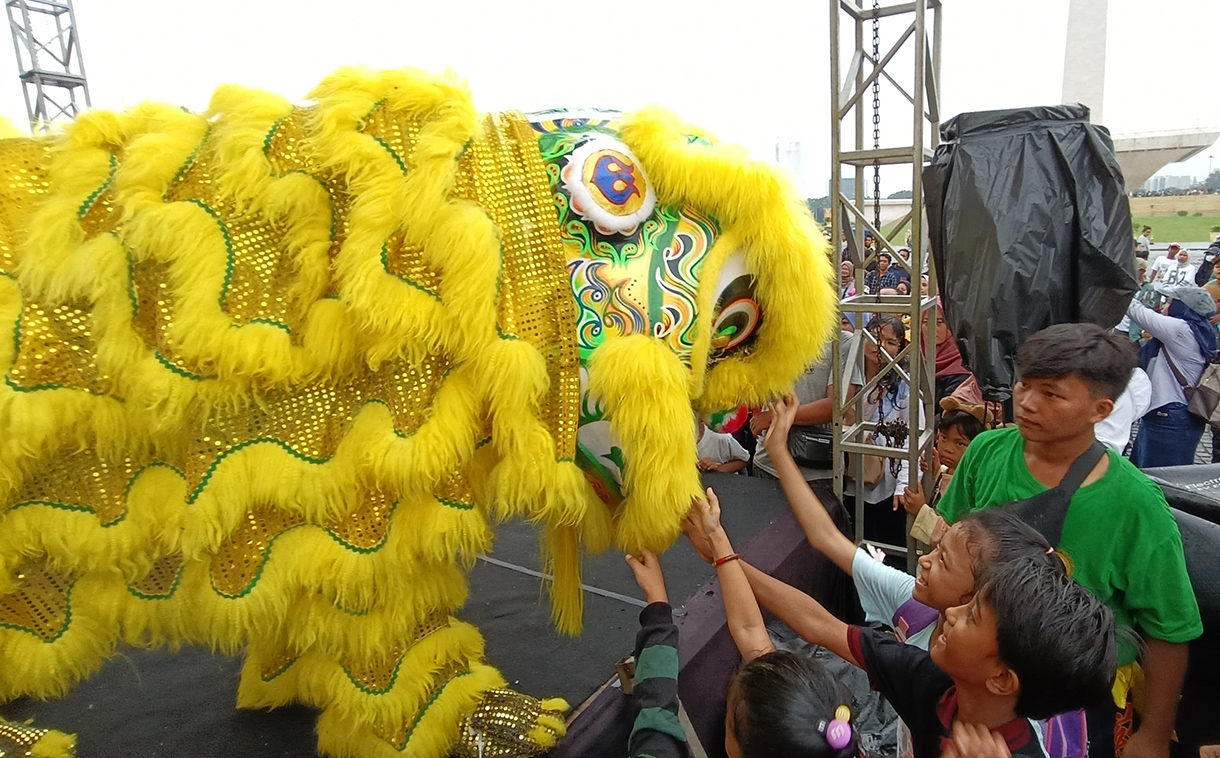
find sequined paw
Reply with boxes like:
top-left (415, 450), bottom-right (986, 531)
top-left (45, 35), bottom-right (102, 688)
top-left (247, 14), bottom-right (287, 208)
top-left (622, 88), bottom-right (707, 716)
top-left (0, 716), bottom-right (76, 758)
top-left (452, 689), bottom-right (567, 758)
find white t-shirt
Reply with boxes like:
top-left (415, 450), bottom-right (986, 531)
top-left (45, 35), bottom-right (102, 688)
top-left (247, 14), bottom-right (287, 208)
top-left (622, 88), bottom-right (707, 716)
top-left (1094, 368), bottom-right (1152, 453)
top-left (696, 429), bottom-right (749, 465)
top-left (1153, 256), bottom-right (1197, 286)
top-left (850, 548), bottom-right (937, 650)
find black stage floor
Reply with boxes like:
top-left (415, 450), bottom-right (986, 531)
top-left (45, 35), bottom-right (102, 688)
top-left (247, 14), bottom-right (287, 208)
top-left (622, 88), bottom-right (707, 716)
top-left (0, 472), bottom-right (797, 758)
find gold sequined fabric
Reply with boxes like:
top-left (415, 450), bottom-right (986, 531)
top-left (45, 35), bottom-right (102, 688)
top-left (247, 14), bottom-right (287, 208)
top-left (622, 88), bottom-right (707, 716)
top-left (453, 689), bottom-right (564, 758)
top-left (457, 113), bottom-right (582, 458)
top-left (7, 300), bottom-right (110, 394)
top-left (374, 662), bottom-right (471, 750)
top-left (127, 555), bottom-right (184, 599)
top-left (0, 85), bottom-right (579, 758)
top-left (0, 139), bottom-right (51, 275)
top-left (0, 717), bottom-right (48, 758)
top-left (0, 565), bottom-right (73, 643)
top-left (9, 449), bottom-right (138, 526)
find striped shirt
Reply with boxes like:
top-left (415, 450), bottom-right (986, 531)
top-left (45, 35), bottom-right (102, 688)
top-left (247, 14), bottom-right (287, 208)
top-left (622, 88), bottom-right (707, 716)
top-left (629, 603), bottom-right (688, 758)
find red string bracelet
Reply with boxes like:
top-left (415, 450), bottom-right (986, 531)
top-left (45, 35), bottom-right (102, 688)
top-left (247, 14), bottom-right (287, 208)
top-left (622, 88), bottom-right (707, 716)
top-left (713, 552), bottom-right (741, 568)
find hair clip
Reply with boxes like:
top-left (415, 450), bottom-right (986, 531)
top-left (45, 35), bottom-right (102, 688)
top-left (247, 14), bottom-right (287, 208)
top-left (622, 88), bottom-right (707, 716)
top-left (820, 706), bottom-right (853, 750)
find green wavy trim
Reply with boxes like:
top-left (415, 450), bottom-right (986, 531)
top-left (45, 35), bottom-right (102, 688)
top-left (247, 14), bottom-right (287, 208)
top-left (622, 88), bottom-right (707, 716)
top-left (372, 136), bottom-right (408, 175)
top-left (436, 497), bottom-right (474, 511)
top-left (188, 437), bottom-right (326, 505)
top-left (153, 349), bottom-right (212, 381)
top-left (182, 199), bottom-right (235, 309)
top-left (122, 237), bottom-right (139, 319)
top-left (3, 290), bottom-right (81, 393)
top-left (355, 99), bottom-right (408, 174)
top-left (126, 560), bottom-right (186, 601)
top-left (324, 499), bottom-right (399, 554)
top-left (77, 152), bottom-right (117, 219)
top-left (210, 521), bottom-right (300, 599)
top-left (247, 318), bottom-right (292, 334)
top-left (0, 576), bottom-right (75, 643)
top-left (381, 241), bottom-right (441, 301)
top-left (212, 498), bottom-right (408, 600)
top-left (165, 125), bottom-right (213, 200)
top-left (342, 650), bottom-right (407, 696)
top-left (260, 655), bottom-right (299, 682)
top-left (262, 117), bottom-right (286, 157)
top-left (7, 462), bottom-right (187, 528)
top-left (399, 669), bottom-right (473, 749)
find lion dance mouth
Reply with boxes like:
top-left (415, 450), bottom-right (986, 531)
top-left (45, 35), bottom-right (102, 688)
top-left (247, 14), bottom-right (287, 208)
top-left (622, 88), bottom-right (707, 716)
top-left (0, 67), bottom-right (834, 758)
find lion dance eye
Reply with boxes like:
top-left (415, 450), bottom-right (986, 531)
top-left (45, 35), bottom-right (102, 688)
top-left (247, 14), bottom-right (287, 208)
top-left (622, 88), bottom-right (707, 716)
top-left (711, 276), bottom-right (761, 353)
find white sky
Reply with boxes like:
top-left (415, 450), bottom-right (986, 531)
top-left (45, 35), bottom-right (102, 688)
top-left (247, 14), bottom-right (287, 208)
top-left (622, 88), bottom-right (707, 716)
top-left (2, 0), bottom-right (1216, 196)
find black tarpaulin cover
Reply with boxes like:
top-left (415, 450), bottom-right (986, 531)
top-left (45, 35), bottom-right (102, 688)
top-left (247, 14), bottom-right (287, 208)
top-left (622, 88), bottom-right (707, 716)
top-left (923, 104), bottom-right (1138, 400)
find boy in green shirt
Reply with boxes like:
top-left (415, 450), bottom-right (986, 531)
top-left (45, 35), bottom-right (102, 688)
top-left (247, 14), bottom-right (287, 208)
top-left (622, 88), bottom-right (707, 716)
top-left (935, 323), bottom-right (1201, 758)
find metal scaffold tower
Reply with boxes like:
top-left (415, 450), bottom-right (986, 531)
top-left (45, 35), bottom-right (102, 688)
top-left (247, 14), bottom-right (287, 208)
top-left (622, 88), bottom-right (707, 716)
top-left (6, 0), bottom-right (89, 131)
top-left (829, 0), bottom-right (942, 571)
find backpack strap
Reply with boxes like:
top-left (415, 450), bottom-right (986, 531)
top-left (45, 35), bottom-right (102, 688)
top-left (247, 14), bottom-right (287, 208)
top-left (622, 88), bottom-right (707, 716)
top-left (1055, 441), bottom-right (1107, 496)
top-left (1162, 349), bottom-right (1193, 391)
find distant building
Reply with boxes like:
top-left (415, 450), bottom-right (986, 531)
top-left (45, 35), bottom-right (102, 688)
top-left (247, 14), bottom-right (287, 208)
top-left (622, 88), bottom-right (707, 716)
top-left (775, 141), bottom-right (805, 195)
top-left (828, 177), bottom-right (862, 199)
top-left (1142, 175), bottom-right (1196, 192)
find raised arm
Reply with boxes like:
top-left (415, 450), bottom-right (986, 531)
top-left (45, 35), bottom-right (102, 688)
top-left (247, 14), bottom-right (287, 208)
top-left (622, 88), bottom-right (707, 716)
top-left (1127, 300), bottom-right (1190, 345)
top-left (740, 561), bottom-right (856, 666)
top-left (693, 490), bottom-right (775, 661)
top-left (763, 394), bottom-right (857, 574)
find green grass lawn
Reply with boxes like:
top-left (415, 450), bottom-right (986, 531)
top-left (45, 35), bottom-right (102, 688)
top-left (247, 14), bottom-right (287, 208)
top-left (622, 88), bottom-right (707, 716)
top-left (1132, 216), bottom-right (1220, 244)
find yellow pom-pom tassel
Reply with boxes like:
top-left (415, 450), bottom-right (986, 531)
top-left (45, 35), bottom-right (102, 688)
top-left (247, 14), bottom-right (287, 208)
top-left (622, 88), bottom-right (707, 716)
top-left (539, 697), bottom-right (569, 713)
top-left (30, 728), bottom-right (77, 758)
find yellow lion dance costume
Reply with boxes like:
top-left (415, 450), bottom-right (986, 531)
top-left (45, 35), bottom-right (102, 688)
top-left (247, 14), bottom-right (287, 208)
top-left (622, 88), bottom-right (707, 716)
top-left (0, 67), bottom-right (834, 758)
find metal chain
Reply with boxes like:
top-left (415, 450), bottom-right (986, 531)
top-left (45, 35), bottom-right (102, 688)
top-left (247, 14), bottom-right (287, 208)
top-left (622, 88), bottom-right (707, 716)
top-left (871, 0), bottom-right (882, 235)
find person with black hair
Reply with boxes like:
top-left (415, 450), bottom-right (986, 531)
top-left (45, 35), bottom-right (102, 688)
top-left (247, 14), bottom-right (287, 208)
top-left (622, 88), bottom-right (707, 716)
top-left (685, 499), bottom-right (1117, 758)
top-left (848, 314), bottom-right (921, 550)
top-left (763, 393), bottom-right (1040, 652)
top-left (864, 252), bottom-right (903, 294)
top-left (1137, 226), bottom-right (1154, 259)
top-left (901, 399), bottom-right (991, 543)
top-left (724, 649), bottom-right (860, 758)
top-left (934, 322), bottom-right (1201, 758)
top-left (625, 491), bottom-right (863, 758)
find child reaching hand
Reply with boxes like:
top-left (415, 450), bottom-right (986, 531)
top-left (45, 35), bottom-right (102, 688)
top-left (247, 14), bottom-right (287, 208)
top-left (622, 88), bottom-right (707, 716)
top-left (761, 393), bottom-right (1051, 650)
top-left (625, 496), bottom-right (863, 758)
top-left (684, 492), bottom-right (1118, 758)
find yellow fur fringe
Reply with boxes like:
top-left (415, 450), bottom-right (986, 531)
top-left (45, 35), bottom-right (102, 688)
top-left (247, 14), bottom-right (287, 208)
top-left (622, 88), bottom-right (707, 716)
top-left (0, 65), bottom-right (834, 758)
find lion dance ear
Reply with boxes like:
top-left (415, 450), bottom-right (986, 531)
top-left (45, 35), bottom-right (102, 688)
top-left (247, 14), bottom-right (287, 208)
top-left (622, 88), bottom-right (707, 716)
top-left (618, 107), bottom-right (837, 414)
top-left (0, 716), bottom-right (77, 758)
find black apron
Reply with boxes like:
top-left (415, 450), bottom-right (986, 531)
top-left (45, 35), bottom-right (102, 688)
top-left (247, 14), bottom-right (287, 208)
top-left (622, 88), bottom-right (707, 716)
top-left (1001, 441), bottom-right (1107, 548)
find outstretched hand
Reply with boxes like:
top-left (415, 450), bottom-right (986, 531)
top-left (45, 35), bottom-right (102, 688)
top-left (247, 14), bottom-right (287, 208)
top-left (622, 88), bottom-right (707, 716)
top-left (762, 393), bottom-right (800, 456)
top-left (625, 549), bottom-right (668, 605)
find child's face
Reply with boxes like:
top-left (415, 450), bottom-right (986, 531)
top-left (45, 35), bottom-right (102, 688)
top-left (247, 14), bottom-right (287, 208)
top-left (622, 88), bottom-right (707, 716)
top-left (913, 524), bottom-right (977, 611)
top-left (930, 593), bottom-right (1007, 689)
top-left (935, 425), bottom-right (972, 472)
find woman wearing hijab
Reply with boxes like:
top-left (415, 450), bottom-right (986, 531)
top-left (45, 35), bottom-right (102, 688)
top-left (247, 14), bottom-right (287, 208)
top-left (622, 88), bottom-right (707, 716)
top-left (839, 260), bottom-right (855, 298)
top-left (1127, 284), bottom-right (1219, 467)
top-left (931, 300), bottom-right (981, 406)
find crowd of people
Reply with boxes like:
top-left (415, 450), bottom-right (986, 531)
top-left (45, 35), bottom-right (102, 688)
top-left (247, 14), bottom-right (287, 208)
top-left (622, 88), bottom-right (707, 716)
top-left (615, 233), bottom-right (1212, 758)
top-left (1123, 225), bottom-right (1220, 466)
